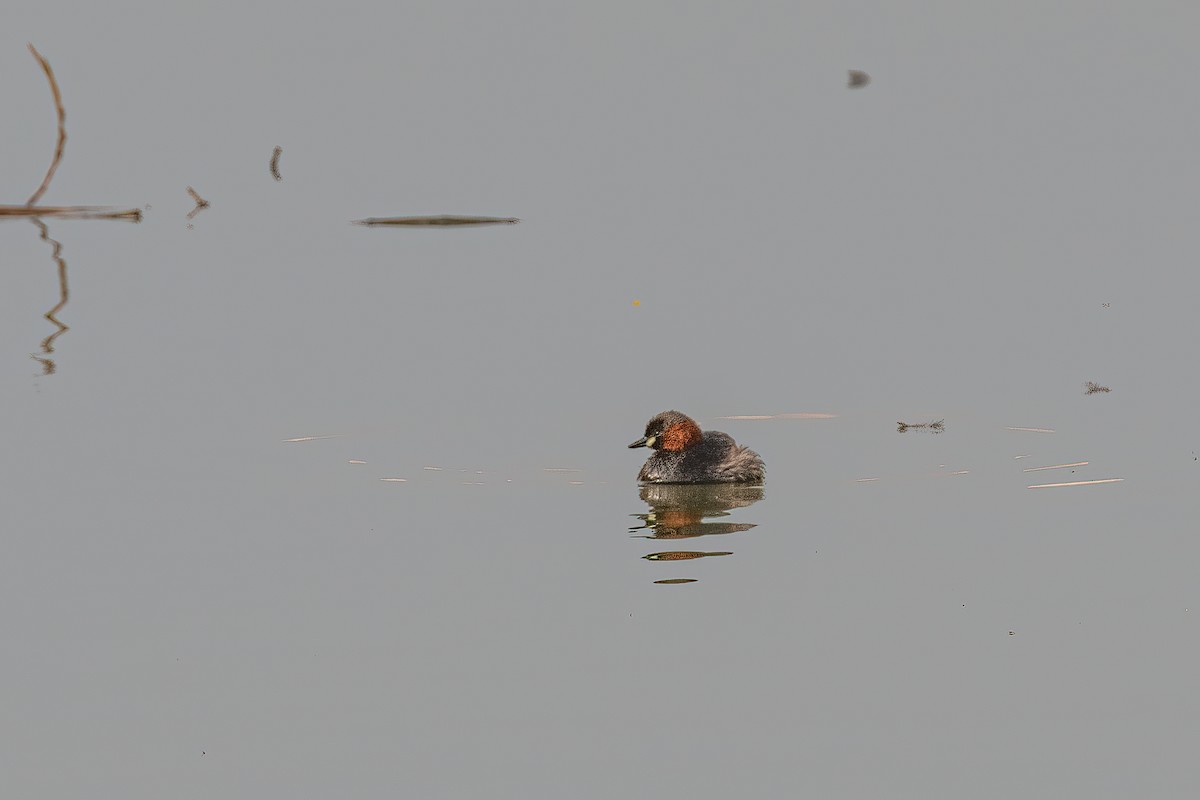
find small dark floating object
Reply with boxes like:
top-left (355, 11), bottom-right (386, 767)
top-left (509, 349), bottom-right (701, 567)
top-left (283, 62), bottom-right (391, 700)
top-left (654, 578), bottom-right (698, 585)
top-left (1084, 381), bottom-right (1111, 395)
top-left (644, 551), bottom-right (732, 561)
top-left (847, 70), bottom-right (870, 88)
top-left (897, 419), bottom-right (945, 433)
top-left (354, 215), bottom-right (520, 227)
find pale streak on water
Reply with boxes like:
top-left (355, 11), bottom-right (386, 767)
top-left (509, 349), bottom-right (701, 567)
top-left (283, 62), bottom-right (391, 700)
top-left (1027, 478), bottom-right (1125, 489)
top-left (1022, 461), bottom-right (1090, 472)
top-left (717, 412), bottom-right (837, 420)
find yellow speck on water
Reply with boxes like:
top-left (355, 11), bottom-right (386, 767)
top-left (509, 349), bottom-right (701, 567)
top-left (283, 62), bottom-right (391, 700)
top-left (632, 299), bottom-right (640, 307)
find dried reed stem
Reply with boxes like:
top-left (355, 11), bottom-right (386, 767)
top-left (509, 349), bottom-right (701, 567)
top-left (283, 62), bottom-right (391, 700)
top-left (26, 44), bottom-right (67, 207)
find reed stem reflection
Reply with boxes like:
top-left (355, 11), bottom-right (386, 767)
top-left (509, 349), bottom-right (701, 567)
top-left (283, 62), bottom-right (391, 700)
top-left (28, 217), bottom-right (69, 375)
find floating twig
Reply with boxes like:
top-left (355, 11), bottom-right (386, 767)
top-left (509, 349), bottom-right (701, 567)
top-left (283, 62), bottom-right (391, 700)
top-left (270, 146), bottom-right (283, 181)
top-left (353, 215), bottom-right (520, 227)
top-left (897, 419), bottom-right (945, 433)
top-left (186, 186), bottom-right (210, 219)
top-left (847, 70), bottom-right (870, 89)
top-left (1084, 381), bottom-right (1111, 395)
top-left (26, 44), bottom-right (66, 207)
top-left (0, 204), bottom-right (141, 221)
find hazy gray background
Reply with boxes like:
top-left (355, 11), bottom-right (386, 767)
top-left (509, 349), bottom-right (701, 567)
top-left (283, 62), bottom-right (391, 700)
top-left (3, 2), bottom-right (1199, 797)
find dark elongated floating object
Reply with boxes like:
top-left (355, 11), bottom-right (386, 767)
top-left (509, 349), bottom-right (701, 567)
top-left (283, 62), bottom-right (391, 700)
top-left (353, 215), bottom-right (520, 227)
top-left (847, 70), bottom-right (870, 88)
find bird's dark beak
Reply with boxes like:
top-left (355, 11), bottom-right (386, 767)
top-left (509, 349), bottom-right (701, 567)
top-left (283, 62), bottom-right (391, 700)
top-left (628, 436), bottom-right (649, 449)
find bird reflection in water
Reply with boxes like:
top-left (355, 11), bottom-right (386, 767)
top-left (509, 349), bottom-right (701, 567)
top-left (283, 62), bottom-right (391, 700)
top-left (631, 484), bottom-right (763, 584)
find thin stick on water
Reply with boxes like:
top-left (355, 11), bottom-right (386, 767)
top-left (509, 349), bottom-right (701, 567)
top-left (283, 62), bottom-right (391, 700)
top-left (0, 204), bottom-right (141, 221)
top-left (353, 215), bottom-right (521, 227)
top-left (26, 44), bottom-right (67, 207)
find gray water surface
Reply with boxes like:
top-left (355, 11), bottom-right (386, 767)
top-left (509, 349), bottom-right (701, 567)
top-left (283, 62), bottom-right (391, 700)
top-left (4, 3), bottom-right (1199, 798)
